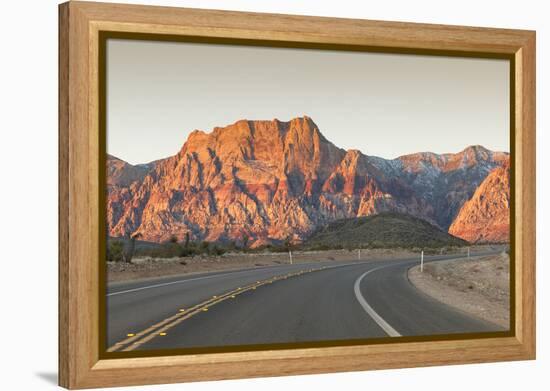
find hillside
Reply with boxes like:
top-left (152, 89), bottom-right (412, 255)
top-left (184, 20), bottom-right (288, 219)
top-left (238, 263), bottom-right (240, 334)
top-left (302, 213), bottom-right (469, 249)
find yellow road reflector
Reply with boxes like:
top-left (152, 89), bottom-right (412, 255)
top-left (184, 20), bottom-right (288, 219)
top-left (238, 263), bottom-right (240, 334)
top-left (159, 332), bottom-right (167, 336)
top-left (126, 333), bottom-right (135, 337)
top-left (213, 295), bottom-right (218, 299)
top-left (203, 308), bottom-right (209, 311)
top-left (231, 295), bottom-right (236, 298)
top-left (179, 309), bottom-right (185, 312)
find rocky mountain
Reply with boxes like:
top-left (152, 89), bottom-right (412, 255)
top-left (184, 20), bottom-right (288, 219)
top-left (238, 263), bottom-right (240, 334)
top-left (448, 161), bottom-right (510, 243)
top-left (371, 146), bottom-right (509, 229)
top-left (107, 155), bottom-right (161, 187)
top-left (107, 116), bottom-right (510, 246)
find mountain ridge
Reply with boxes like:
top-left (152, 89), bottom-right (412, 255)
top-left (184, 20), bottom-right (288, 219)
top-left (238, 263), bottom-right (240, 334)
top-left (107, 116), bottom-right (509, 246)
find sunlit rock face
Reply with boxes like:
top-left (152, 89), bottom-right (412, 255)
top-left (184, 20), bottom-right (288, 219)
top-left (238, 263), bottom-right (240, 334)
top-left (449, 161), bottom-right (510, 243)
top-left (107, 116), bottom-right (509, 246)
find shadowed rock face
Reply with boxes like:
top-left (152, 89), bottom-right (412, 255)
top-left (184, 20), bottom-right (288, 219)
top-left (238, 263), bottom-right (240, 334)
top-left (397, 146), bottom-right (509, 229)
top-left (107, 155), bottom-right (151, 187)
top-left (107, 116), bottom-right (510, 246)
top-left (448, 161), bottom-right (510, 243)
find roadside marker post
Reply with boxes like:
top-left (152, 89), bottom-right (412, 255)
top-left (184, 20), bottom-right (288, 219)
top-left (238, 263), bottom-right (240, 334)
top-left (289, 250), bottom-right (293, 265)
top-left (358, 249), bottom-right (361, 260)
top-left (467, 247), bottom-right (470, 260)
top-left (420, 250), bottom-right (424, 272)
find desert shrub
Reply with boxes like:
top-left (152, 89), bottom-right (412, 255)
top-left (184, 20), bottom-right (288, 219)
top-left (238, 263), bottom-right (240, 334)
top-left (136, 242), bottom-right (188, 258)
top-left (212, 245), bottom-right (226, 256)
top-left (283, 235), bottom-right (293, 251)
top-left (269, 245), bottom-right (290, 253)
top-left (155, 243), bottom-right (181, 258)
top-left (107, 241), bottom-right (124, 262)
top-left (241, 234), bottom-right (249, 250)
top-left (178, 246), bottom-right (195, 257)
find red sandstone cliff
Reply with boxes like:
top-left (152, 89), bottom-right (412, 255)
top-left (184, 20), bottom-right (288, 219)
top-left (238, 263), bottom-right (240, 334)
top-left (107, 116), bottom-right (510, 246)
top-left (448, 161), bottom-right (510, 243)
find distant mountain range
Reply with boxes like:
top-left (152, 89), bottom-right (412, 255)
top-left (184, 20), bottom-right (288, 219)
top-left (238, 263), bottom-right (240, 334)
top-left (107, 116), bottom-right (510, 246)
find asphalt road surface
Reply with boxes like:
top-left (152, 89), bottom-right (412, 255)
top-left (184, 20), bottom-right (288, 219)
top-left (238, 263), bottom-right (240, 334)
top-left (106, 250), bottom-right (507, 352)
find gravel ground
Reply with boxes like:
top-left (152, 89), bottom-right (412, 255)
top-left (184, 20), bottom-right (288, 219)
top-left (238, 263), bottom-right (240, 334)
top-left (107, 245), bottom-right (498, 283)
top-left (408, 253), bottom-right (510, 328)
top-left (106, 248), bottom-right (421, 282)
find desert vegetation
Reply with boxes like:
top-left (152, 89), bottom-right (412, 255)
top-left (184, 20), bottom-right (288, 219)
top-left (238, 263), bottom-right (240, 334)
top-left (107, 212), bottom-right (472, 263)
top-left (301, 212), bottom-right (468, 251)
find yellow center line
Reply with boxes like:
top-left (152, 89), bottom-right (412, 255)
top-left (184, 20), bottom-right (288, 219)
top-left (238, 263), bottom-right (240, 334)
top-left (122, 283), bottom-right (266, 351)
top-left (108, 266), bottom-right (327, 352)
top-left (107, 286), bottom-right (245, 352)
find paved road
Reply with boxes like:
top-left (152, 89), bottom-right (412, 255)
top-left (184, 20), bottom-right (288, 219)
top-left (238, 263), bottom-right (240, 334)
top-left (106, 250), bottom-right (506, 352)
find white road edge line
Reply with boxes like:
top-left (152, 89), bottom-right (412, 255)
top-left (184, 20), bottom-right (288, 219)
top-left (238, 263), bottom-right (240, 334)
top-left (107, 274), bottom-right (221, 297)
top-left (354, 266), bottom-right (402, 337)
top-left (108, 261), bottom-right (362, 297)
top-left (107, 264), bottom-right (293, 297)
top-left (108, 250), bottom-right (497, 297)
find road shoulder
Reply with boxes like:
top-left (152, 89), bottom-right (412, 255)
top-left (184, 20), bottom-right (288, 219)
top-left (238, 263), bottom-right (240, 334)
top-left (407, 254), bottom-right (510, 329)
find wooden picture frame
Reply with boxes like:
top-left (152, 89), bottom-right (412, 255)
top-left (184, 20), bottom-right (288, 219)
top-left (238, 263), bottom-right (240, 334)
top-left (59, 1), bottom-right (536, 389)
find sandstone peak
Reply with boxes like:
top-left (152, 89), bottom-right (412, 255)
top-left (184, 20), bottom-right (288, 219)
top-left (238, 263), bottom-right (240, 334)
top-left (107, 117), bottom-right (510, 246)
top-left (448, 163), bottom-right (510, 243)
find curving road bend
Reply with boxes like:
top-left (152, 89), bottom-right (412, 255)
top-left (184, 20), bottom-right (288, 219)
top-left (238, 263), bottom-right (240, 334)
top-left (106, 250), bottom-right (506, 352)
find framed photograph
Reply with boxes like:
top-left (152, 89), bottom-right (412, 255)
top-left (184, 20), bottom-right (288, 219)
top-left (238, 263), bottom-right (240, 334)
top-left (59, 1), bottom-right (536, 389)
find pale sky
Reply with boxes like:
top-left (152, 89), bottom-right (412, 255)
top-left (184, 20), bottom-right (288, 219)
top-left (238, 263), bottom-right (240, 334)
top-left (107, 39), bottom-right (509, 165)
